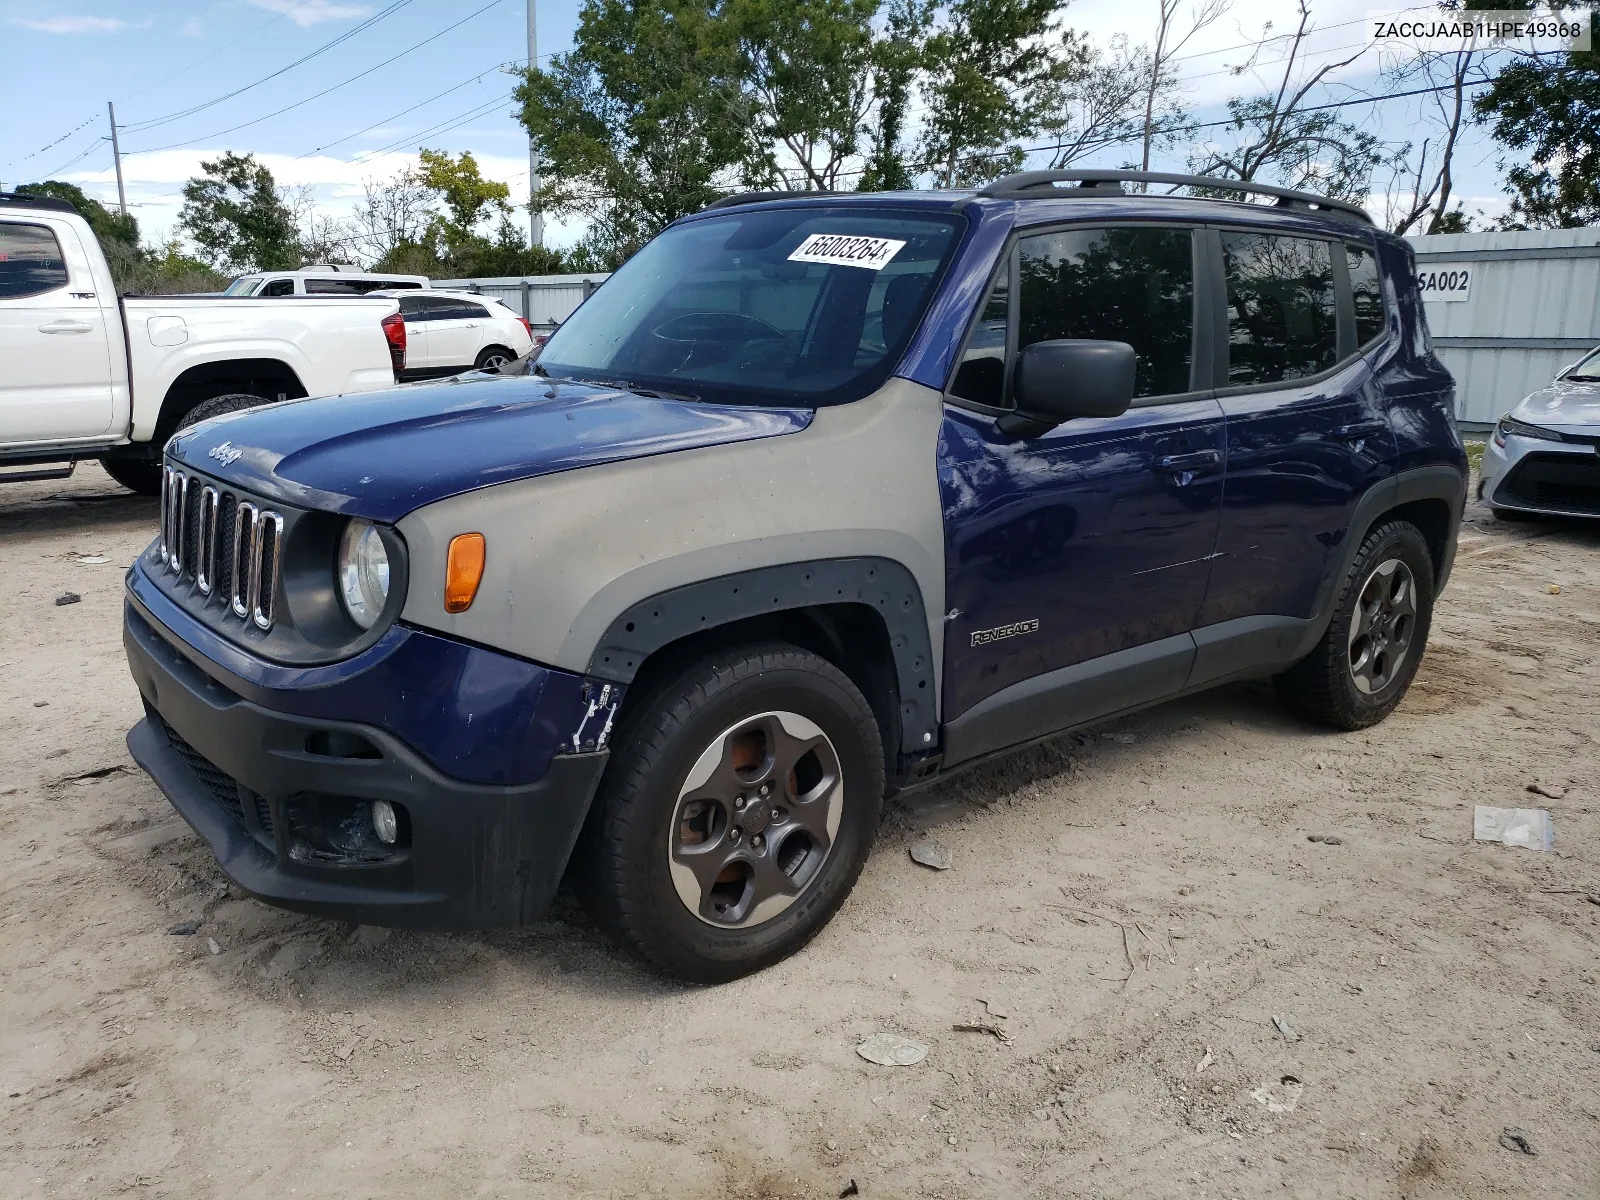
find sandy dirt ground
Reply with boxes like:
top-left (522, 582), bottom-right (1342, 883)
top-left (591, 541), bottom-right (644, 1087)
top-left (1, 460), bottom-right (1598, 1200)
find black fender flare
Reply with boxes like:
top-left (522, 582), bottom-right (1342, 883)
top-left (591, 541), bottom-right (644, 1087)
top-left (586, 558), bottom-right (937, 754)
top-left (1295, 463), bottom-right (1467, 658)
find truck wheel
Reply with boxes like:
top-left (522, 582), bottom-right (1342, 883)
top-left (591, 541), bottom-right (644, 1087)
top-left (574, 643), bottom-right (884, 983)
top-left (100, 455), bottom-right (163, 495)
top-left (176, 392), bottom-right (271, 431)
top-left (1274, 520), bottom-right (1436, 731)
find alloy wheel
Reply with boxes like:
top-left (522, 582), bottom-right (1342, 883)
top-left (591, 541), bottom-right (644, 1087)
top-left (667, 711), bottom-right (843, 927)
top-left (1346, 557), bottom-right (1417, 694)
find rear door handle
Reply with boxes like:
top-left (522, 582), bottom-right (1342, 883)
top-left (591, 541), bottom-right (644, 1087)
top-left (39, 319), bottom-right (93, 335)
top-left (1157, 450), bottom-right (1221, 472)
top-left (1332, 420), bottom-right (1386, 442)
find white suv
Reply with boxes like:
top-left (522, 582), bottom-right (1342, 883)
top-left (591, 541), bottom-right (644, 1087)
top-left (223, 267), bottom-right (429, 296)
top-left (372, 289), bottom-right (534, 379)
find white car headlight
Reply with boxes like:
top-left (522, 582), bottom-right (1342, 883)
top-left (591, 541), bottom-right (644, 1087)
top-left (338, 518), bottom-right (391, 629)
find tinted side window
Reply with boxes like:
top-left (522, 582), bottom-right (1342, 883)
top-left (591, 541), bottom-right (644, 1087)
top-left (1221, 233), bottom-right (1337, 385)
top-left (397, 295), bottom-right (427, 316)
top-left (1346, 245), bottom-right (1385, 345)
top-left (262, 279), bottom-right (295, 297)
top-left (1017, 227), bottom-right (1194, 398)
top-left (950, 271), bottom-right (1009, 407)
top-left (460, 302), bottom-right (491, 319)
top-left (0, 223), bottom-right (69, 299)
top-left (305, 278), bottom-right (368, 294)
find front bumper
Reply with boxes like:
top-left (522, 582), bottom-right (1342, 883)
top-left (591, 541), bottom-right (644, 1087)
top-left (1481, 432), bottom-right (1600, 518)
top-left (125, 598), bottom-right (608, 930)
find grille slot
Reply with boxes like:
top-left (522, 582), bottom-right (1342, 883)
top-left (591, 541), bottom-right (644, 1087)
top-left (158, 465), bottom-right (282, 631)
top-left (154, 710), bottom-right (243, 823)
top-left (1501, 453), bottom-right (1600, 516)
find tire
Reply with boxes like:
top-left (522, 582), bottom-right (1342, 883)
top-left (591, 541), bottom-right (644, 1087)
top-left (1274, 520), bottom-right (1436, 731)
top-left (175, 392), bottom-right (272, 432)
top-left (100, 454), bottom-right (163, 495)
top-left (473, 346), bottom-right (515, 372)
top-left (573, 642), bottom-right (884, 983)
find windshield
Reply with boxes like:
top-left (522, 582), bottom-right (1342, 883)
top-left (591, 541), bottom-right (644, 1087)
top-left (1565, 347), bottom-right (1600, 381)
top-left (223, 277), bottom-right (262, 296)
top-left (537, 205), bottom-right (965, 406)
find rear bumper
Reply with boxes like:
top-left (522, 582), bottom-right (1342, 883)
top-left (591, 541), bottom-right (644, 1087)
top-left (124, 597), bottom-right (608, 930)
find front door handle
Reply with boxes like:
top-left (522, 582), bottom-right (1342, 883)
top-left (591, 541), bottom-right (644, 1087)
top-left (1332, 420), bottom-right (1387, 442)
top-left (39, 319), bottom-right (93, 335)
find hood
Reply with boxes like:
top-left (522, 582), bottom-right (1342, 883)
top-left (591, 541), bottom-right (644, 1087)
top-left (166, 374), bottom-right (813, 522)
top-left (1513, 377), bottom-right (1600, 432)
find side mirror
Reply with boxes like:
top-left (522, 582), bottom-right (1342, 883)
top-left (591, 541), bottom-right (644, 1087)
top-left (1001, 339), bottom-right (1137, 437)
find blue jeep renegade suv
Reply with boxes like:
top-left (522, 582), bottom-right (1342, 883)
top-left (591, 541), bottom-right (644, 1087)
top-left (124, 171), bottom-right (1465, 981)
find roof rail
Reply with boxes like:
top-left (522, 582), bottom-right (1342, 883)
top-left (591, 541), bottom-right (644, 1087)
top-left (0, 191), bottom-right (77, 214)
top-left (976, 170), bottom-right (1372, 225)
top-left (702, 189), bottom-right (832, 211)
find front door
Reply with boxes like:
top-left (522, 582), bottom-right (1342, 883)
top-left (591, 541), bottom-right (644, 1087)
top-left (0, 217), bottom-right (116, 447)
top-left (940, 224), bottom-right (1225, 740)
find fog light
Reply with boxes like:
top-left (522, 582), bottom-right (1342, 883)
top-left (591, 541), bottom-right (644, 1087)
top-left (371, 799), bottom-right (398, 844)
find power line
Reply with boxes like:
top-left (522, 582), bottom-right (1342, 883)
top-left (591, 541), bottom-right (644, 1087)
top-left (125, 0), bottom-right (509, 156)
top-left (124, 0), bottom-right (321, 101)
top-left (120, 0), bottom-right (418, 133)
top-left (296, 60), bottom-right (530, 159)
top-left (350, 91), bottom-right (520, 162)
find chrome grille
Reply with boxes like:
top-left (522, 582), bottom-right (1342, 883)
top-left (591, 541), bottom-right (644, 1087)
top-left (159, 465), bottom-right (282, 631)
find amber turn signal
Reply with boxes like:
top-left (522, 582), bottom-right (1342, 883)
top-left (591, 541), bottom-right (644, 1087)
top-left (444, 533), bottom-right (486, 613)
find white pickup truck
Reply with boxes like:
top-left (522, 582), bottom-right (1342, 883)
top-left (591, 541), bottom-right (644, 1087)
top-left (0, 193), bottom-right (403, 494)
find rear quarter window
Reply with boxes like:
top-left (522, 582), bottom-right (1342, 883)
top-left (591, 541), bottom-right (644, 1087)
top-left (1346, 245), bottom-right (1386, 345)
top-left (0, 222), bottom-right (69, 299)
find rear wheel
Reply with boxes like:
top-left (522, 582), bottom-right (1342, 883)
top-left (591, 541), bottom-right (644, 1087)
top-left (1275, 520), bottom-right (1436, 730)
top-left (573, 643), bottom-right (883, 983)
top-left (175, 391), bottom-right (272, 431)
top-left (473, 346), bottom-right (515, 372)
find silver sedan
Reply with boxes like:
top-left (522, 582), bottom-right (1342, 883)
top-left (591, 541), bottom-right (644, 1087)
top-left (1479, 347), bottom-right (1600, 519)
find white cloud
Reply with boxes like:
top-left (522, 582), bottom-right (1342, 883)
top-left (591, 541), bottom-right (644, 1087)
top-left (248, 0), bottom-right (375, 27)
top-left (11, 14), bottom-right (132, 34)
top-left (178, 17), bottom-right (203, 37)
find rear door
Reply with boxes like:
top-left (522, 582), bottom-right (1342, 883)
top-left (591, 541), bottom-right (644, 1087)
top-left (0, 217), bottom-right (117, 446)
top-left (940, 223), bottom-right (1226, 737)
top-left (1194, 228), bottom-right (1397, 644)
top-left (426, 298), bottom-right (488, 368)
top-left (396, 294), bottom-right (442, 369)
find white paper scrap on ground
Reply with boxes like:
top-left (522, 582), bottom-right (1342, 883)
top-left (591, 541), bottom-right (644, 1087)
top-left (788, 233), bottom-right (906, 270)
top-left (1473, 805), bottom-right (1554, 851)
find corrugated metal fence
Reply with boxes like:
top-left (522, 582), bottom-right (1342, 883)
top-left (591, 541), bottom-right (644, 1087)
top-left (1410, 228), bottom-right (1600, 428)
top-left (432, 272), bottom-right (611, 333)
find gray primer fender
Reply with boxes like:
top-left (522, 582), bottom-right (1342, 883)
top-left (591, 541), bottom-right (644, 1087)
top-left (397, 375), bottom-right (948, 711)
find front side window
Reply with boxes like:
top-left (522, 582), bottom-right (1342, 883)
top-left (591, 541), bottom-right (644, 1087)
top-left (0, 223), bottom-right (69, 299)
top-left (262, 279), bottom-right (294, 297)
top-left (1347, 245), bottom-right (1385, 345)
top-left (537, 206), bottom-right (964, 406)
top-left (1222, 232), bottom-right (1338, 385)
top-left (1017, 226), bottom-right (1195, 399)
top-left (951, 271), bottom-right (1010, 407)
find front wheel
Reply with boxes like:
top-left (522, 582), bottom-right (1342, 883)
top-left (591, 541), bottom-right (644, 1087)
top-left (100, 454), bottom-right (163, 495)
top-left (1275, 520), bottom-right (1437, 730)
top-left (573, 643), bottom-right (884, 983)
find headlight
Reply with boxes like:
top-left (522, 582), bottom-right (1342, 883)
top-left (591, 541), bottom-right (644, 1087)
top-left (338, 519), bottom-right (391, 629)
top-left (1495, 415), bottom-right (1562, 447)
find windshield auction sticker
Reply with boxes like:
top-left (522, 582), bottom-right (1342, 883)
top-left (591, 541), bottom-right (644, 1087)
top-left (1368, 7), bottom-right (1590, 52)
top-left (788, 233), bottom-right (907, 271)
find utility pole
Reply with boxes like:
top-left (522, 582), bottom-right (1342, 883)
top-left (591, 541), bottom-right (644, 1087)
top-left (107, 101), bottom-right (127, 215)
top-left (526, 0), bottom-right (543, 248)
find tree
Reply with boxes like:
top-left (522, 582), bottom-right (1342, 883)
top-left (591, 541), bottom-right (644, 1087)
top-left (858, 0), bottom-right (933, 191)
top-left (516, 0), bottom-right (754, 267)
top-left (1140, 0), bottom-right (1228, 173)
top-left (730, 0), bottom-right (881, 190)
top-left (917, 0), bottom-right (1074, 187)
top-left (352, 167), bottom-right (437, 265)
top-left (1036, 35), bottom-right (1164, 169)
top-left (416, 148), bottom-right (513, 253)
top-left (1474, 7), bottom-right (1600, 228)
top-left (282, 183), bottom-right (359, 265)
top-left (178, 152), bottom-right (300, 273)
top-left (16, 179), bottom-right (139, 247)
top-left (1188, 0), bottom-right (1380, 202)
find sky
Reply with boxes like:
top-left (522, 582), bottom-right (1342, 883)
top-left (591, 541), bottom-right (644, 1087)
top-left (0, 0), bottom-right (1523, 260)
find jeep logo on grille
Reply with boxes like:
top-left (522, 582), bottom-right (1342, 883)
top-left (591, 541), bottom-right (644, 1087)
top-left (208, 441), bottom-right (243, 467)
